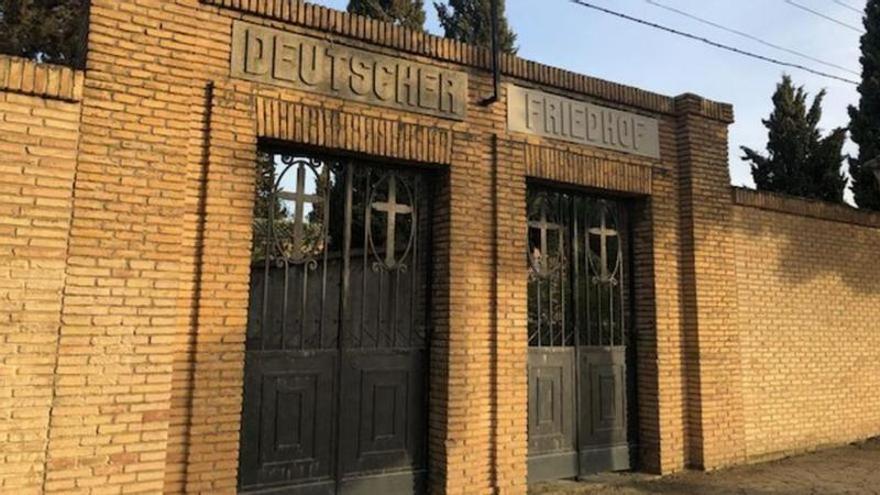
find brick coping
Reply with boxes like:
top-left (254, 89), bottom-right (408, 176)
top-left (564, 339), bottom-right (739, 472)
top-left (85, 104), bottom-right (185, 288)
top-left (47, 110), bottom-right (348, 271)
top-left (733, 187), bottom-right (880, 229)
top-left (199, 0), bottom-right (733, 122)
top-left (0, 54), bottom-right (83, 102)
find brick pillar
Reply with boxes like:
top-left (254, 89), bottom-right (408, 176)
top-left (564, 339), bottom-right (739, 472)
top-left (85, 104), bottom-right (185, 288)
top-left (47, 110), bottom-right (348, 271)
top-left (438, 131), bottom-right (494, 495)
top-left (171, 82), bottom-right (257, 494)
top-left (633, 117), bottom-right (690, 474)
top-left (674, 94), bottom-right (746, 469)
top-left (43, 1), bottom-right (204, 492)
top-left (491, 136), bottom-right (529, 494)
top-left (439, 80), bottom-right (529, 494)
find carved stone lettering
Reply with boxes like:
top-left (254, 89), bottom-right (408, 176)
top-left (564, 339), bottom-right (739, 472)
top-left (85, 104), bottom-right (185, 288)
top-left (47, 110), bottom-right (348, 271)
top-left (508, 85), bottom-right (661, 159)
top-left (231, 21), bottom-right (468, 120)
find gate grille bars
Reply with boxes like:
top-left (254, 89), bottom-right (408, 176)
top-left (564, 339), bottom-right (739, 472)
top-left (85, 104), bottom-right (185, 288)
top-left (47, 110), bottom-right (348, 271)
top-left (527, 189), bottom-right (627, 349)
top-left (247, 152), bottom-right (431, 355)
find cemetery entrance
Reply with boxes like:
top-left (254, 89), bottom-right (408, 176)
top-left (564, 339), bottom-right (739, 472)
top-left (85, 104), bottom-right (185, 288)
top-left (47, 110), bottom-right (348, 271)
top-left (526, 186), bottom-right (634, 482)
top-left (238, 150), bottom-right (433, 495)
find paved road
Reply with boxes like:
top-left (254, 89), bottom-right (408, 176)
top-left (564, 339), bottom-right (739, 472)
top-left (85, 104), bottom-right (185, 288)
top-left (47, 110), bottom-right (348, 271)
top-left (530, 438), bottom-right (880, 495)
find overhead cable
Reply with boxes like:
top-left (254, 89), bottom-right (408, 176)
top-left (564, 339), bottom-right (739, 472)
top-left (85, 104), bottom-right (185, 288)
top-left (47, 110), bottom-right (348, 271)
top-left (785, 0), bottom-right (864, 33)
top-left (569, 0), bottom-right (859, 85)
top-left (831, 0), bottom-right (864, 15)
top-left (646, 0), bottom-right (860, 76)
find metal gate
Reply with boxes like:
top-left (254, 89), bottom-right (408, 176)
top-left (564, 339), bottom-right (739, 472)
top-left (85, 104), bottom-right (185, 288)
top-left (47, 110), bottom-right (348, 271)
top-left (238, 151), bottom-right (432, 494)
top-left (526, 186), bottom-right (632, 482)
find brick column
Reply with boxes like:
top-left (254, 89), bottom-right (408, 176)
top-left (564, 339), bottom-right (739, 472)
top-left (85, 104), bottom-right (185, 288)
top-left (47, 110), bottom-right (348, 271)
top-left (633, 117), bottom-right (689, 474)
top-left (491, 136), bottom-right (529, 494)
top-left (43, 1), bottom-right (209, 492)
top-left (439, 81), bottom-right (530, 495)
top-left (674, 94), bottom-right (746, 469)
top-left (437, 131), bottom-right (495, 495)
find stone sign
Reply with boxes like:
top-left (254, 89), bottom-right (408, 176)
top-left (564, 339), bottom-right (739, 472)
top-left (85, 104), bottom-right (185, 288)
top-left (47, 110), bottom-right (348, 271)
top-left (508, 85), bottom-right (660, 159)
top-left (231, 21), bottom-right (468, 120)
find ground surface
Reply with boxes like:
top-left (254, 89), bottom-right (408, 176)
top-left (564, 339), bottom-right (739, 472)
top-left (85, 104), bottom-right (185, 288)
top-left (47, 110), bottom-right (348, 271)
top-left (529, 438), bottom-right (880, 495)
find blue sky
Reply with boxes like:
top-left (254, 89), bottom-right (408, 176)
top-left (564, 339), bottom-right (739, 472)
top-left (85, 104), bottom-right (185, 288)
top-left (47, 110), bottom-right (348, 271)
top-left (312, 0), bottom-right (865, 200)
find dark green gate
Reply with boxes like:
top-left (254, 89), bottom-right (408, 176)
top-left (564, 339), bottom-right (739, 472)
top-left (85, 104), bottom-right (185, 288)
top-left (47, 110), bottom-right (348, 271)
top-left (238, 151), bottom-right (433, 494)
top-left (526, 186), bottom-right (634, 482)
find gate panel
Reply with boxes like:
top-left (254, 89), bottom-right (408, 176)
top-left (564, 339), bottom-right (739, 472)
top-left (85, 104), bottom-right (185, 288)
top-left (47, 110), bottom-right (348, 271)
top-left (238, 352), bottom-right (336, 491)
top-left (578, 349), bottom-right (629, 473)
top-left (338, 350), bottom-right (427, 493)
top-left (527, 348), bottom-right (577, 481)
top-left (239, 152), bottom-right (432, 495)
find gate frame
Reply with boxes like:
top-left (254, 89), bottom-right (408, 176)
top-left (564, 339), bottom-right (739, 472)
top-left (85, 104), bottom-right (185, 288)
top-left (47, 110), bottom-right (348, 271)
top-left (179, 78), bottom-right (673, 494)
top-left (200, 89), bottom-right (465, 495)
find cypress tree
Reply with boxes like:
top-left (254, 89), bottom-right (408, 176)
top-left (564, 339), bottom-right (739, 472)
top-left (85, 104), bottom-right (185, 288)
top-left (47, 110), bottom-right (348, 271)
top-left (435, 0), bottom-right (517, 54)
top-left (0, 0), bottom-right (89, 68)
top-left (847, 0), bottom-right (880, 210)
top-left (741, 75), bottom-right (848, 203)
top-left (347, 0), bottom-right (427, 31)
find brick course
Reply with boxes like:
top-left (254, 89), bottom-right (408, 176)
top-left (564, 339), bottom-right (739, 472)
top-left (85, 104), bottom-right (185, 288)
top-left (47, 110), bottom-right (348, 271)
top-left (0, 1), bottom-right (879, 494)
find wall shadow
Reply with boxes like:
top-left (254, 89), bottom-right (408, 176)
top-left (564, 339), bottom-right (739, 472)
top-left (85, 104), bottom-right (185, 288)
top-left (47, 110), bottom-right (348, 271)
top-left (732, 188), bottom-right (880, 295)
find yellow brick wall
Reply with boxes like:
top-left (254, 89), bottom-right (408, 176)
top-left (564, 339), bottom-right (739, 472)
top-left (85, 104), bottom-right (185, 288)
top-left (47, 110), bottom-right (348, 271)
top-left (733, 190), bottom-right (880, 460)
top-left (1, 1), bottom-right (800, 493)
top-left (0, 56), bottom-right (83, 493)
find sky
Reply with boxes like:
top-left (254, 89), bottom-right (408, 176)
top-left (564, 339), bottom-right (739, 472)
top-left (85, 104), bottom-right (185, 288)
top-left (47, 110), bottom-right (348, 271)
top-left (311, 0), bottom-right (866, 201)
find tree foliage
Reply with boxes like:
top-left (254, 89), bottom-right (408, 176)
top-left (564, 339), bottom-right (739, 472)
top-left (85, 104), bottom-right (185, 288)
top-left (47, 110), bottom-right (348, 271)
top-left (741, 75), bottom-right (848, 203)
top-left (347, 0), bottom-right (426, 31)
top-left (847, 0), bottom-right (880, 210)
top-left (0, 0), bottom-right (88, 68)
top-left (435, 0), bottom-right (517, 54)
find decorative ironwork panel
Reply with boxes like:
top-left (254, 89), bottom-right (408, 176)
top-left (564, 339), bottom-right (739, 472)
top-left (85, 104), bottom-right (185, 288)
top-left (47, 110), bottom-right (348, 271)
top-left (527, 189), bottom-right (627, 349)
top-left (583, 199), bottom-right (626, 348)
top-left (240, 150), bottom-right (433, 495)
top-left (246, 154), bottom-right (431, 354)
top-left (247, 154), bottom-right (337, 352)
top-left (527, 191), bottom-right (570, 347)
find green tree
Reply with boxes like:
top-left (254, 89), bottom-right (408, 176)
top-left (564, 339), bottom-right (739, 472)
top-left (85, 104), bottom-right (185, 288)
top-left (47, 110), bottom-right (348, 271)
top-left (347, 0), bottom-right (426, 31)
top-left (741, 75), bottom-right (848, 203)
top-left (0, 0), bottom-right (88, 68)
top-left (847, 0), bottom-right (880, 210)
top-left (435, 0), bottom-right (517, 54)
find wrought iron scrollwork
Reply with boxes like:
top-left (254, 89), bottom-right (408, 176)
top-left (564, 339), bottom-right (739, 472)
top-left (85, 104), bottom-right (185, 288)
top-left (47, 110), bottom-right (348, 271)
top-left (587, 200), bottom-right (622, 286)
top-left (527, 189), bottom-right (628, 349)
top-left (253, 154), bottom-right (330, 267)
top-left (367, 173), bottom-right (417, 273)
top-left (527, 192), bottom-right (566, 279)
top-left (247, 151), bottom-right (432, 354)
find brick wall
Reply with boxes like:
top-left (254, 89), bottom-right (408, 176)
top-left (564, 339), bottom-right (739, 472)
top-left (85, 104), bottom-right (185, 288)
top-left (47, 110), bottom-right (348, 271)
top-left (0, 55), bottom-right (83, 493)
top-left (732, 189), bottom-right (880, 461)
top-left (14, 0), bottom-right (880, 493)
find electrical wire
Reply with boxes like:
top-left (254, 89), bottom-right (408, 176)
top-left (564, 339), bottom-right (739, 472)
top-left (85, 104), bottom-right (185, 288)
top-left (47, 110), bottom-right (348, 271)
top-left (569, 0), bottom-right (859, 85)
top-left (646, 0), bottom-right (860, 76)
top-left (831, 0), bottom-right (864, 15)
top-left (785, 0), bottom-right (864, 33)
